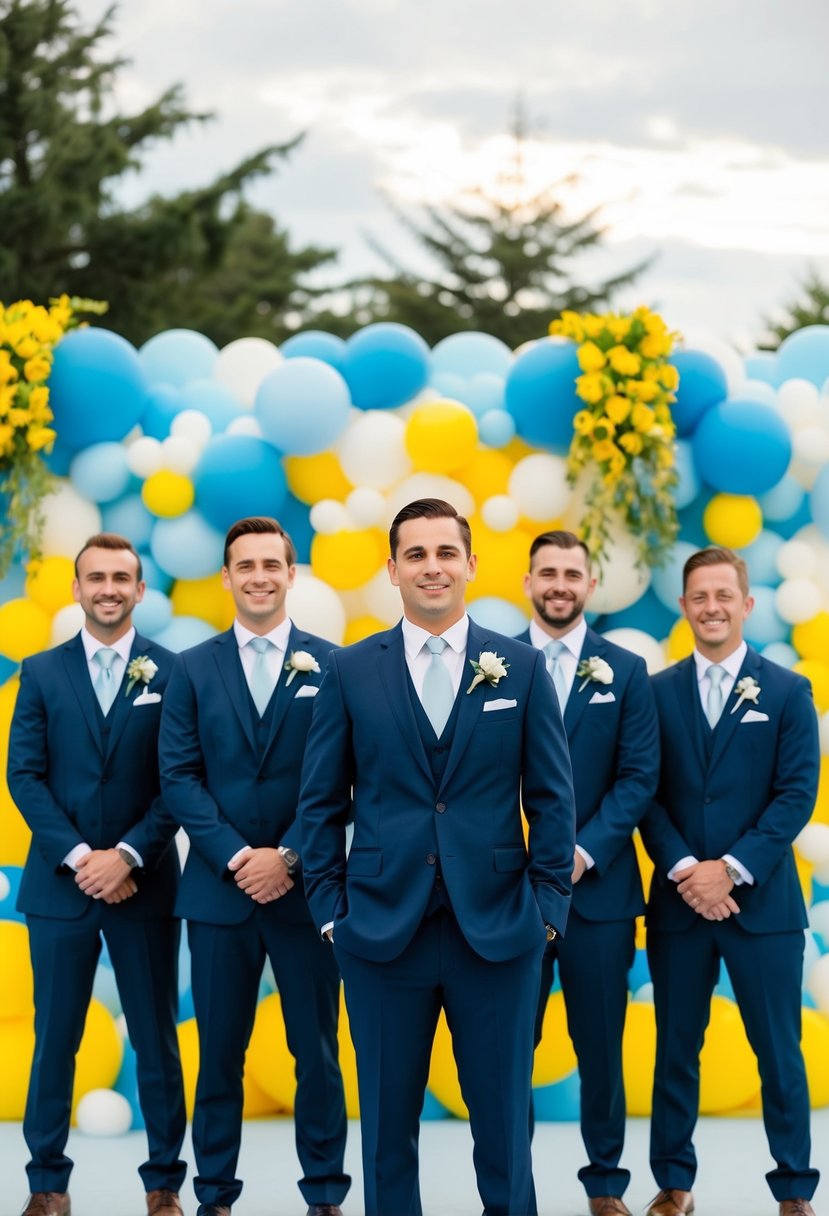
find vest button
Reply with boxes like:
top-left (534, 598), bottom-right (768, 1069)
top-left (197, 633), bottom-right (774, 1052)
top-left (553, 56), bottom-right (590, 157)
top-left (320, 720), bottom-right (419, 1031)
top-left (426, 853), bottom-right (437, 865)
top-left (435, 802), bottom-right (446, 813)
top-left (704, 796), bottom-right (712, 804)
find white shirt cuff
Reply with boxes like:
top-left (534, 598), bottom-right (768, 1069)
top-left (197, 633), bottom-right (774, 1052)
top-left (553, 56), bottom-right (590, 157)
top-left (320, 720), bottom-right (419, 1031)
top-left (116, 841), bottom-right (143, 868)
top-left (321, 921), bottom-right (334, 939)
top-left (63, 843), bottom-right (91, 871)
top-left (575, 844), bottom-right (595, 870)
top-left (228, 845), bottom-right (252, 870)
top-left (668, 855), bottom-right (699, 882)
top-left (722, 853), bottom-right (754, 886)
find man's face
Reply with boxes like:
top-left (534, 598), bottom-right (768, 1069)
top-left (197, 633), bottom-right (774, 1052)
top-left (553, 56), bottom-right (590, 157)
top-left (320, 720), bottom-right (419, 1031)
top-left (72, 547), bottom-right (144, 639)
top-left (524, 543), bottom-right (596, 633)
top-left (680, 562), bottom-right (753, 659)
top-left (222, 531), bottom-right (296, 633)
top-left (388, 516), bottom-right (476, 632)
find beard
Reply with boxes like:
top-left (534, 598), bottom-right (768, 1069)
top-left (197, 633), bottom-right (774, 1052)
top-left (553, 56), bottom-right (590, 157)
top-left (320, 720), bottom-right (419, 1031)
top-left (533, 594), bottom-right (585, 631)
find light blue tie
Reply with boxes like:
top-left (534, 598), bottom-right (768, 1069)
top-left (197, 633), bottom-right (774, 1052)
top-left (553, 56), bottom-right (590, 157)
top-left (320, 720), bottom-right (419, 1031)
top-left (249, 637), bottom-right (275, 717)
top-left (544, 639), bottom-right (569, 711)
top-left (93, 647), bottom-right (118, 715)
top-left (422, 636), bottom-right (454, 737)
top-left (706, 664), bottom-right (726, 728)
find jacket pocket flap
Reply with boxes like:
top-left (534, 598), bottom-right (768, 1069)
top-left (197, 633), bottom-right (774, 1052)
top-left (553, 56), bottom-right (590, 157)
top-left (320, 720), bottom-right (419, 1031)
top-left (346, 849), bottom-right (382, 876)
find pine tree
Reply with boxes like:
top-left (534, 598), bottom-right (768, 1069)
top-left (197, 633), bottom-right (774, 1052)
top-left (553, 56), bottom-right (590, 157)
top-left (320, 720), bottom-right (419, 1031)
top-left (761, 271), bottom-right (829, 349)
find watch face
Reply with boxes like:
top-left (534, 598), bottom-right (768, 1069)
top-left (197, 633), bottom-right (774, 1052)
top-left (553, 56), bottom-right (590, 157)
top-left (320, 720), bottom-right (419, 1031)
top-left (282, 849), bottom-right (299, 870)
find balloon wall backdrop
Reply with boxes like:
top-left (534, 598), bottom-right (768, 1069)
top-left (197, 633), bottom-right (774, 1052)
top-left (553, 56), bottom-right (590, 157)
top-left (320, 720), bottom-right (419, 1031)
top-left (3, 320), bottom-right (829, 1132)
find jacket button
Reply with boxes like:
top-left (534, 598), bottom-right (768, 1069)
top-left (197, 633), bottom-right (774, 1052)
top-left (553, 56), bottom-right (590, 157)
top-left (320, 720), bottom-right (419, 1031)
top-left (426, 853), bottom-right (437, 865)
top-left (704, 796), bottom-right (712, 804)
top-left (435, 802), bottom-right (446, 813)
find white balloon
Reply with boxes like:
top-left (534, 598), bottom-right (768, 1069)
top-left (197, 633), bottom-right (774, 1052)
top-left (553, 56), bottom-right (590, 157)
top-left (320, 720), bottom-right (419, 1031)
top-left (0, 871), bottom-right (10, 901)
top-left (126, 436), bottom-right (164, 478)
top-left (286, 567), bottom-right (346, 644)
top-left (50, 603), bottom-right (85, 645)
top-left (819, 711), bottom-right (829, 756)
top-left (385, 475), bottom-right (474, 524)
top-left (806, 954), bottom-right (829, 1013)
top-left (680, 331), bottom-right (745, 394)
top-left (346, 487), bottom-right (386, 528)
top-left (362, 565), bottom-right (404, 626)
top-left (41, 482), bottom-right (102, 558)
top-left (793, 425), bottom-right (829, 469)
top-left (588, 530), bottom-right (651, 615)
top-left (632, 984), bottom-right (655, 1004)
top-left (309, 499), bottom-right (353, 535)
top-left (789, 526), bottom-right (829, 598)
top-left (776, 540), bottom-right (818, 580)
top-left (225, 415), bottom-right (264, 439)
top-left (777, 378), bottom-right (821, 428)
top-left (508, 454), bottom-right (571, 521)
top-left (215, 337), bottom-right (283, 409)
top-left (170, 409), bottom-right (213, 449)
top-left (795, 823), bottom-right (829, 865)
top-left (481, 495), bottom-right (520, 533)
top-left (808, 901), bottom-right (829, 941)
top-left (337, 412), bottom-right (412, 490)
top-left (775, 578), bottom-right (824, 624)
top-left (160, 436), bottom-right (200, 475)
top-left (75, 1089), bottom-right (132, 1137)
top-left (602, 628), bottom-right (666, 674)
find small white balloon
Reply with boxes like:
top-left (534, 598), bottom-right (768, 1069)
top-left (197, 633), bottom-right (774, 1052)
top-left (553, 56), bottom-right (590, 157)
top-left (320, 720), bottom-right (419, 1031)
top-left (346, 487), bottom-right (386, 528)
top-left (775, 578), bottom-right (824, 624)
top-left (337, 412), bottom-right (412, 490)
top-left (602, 628), bottom-right (667, 674)
top-left (160, 436), bottom-right (200, 475)
top-left (126, 436), bottom-right (164, 479)
top-left (41, 483), bottom-right (102, 558)
top-left (362, 565), bottom-right (404, 626)
top-left (508, 454), bottom-right (571, 521)
top-left (75, 1089), bottom-right (133, 1137)
top-left (777, 378), bottom-right (821, 428)
top-left (819, 711), bottom-right (829, 756)
top-left (806, 954), bottom-right (829, 1013)
top-left (808, 901), bottom-right (829, 941)
top-left (793, 425), bottom-right (829, 469)
top-left (588, 530), bottom-right (651, 615)
top-left (632, 983), bottom-right (655, 1004)
top-left (776, 540), bottom-right (818, 580)
top-left (170, 409), bottom-right (213, 449)
top-left (385, 475), bottom-right (474, 524)
top-left (225, 415), bottom-right (264, 439)
top-left (215, 337), bottom-right (283, 409)
top-left (309, 500), bottom-right (353, 535)
top-left (50, 603), bottom-right (85, 646)
top-left (795, 823), bottom-right (829, 865)
top-left (0, 871), bottom-right (10, 901)
top-left (481, 495), bottom-right (520, 533)
top-left (286, 567), bottom-right (346, 643)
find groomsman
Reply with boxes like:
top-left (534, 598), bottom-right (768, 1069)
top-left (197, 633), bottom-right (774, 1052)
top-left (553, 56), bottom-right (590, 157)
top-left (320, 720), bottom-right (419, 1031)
top-left (519, 530), bottom-right (659, 1216)
top-left (159, 516), bottom-right (349, 1216)
top-left (7, 533), bottom-right (186, 1216)
top-left (641, 546), bottom-right (819, 1216)
top-left (299, 498), bottom-right (576, 1216)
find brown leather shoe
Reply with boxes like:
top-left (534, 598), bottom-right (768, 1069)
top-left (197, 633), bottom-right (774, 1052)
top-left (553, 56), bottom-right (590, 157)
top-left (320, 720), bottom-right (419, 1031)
top-left (588, 1198), bottom-right (631, 1216)
top-left (646, 1191), bottom-right (694, 1216)
top-left (779, 1202), bottom-right (816, 1216)
top-left (147, 1190), bottom-right (184, 1216)
top-left (20, 1196), bottom-right (71, 1216)
top-left (306, 1207), bottom-right (343, 1216)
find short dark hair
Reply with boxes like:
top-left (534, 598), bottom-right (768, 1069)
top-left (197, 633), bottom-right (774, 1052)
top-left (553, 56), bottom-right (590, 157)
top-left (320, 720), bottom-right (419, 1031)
top-left (682, 546), bottom-right (749, 597)
top-left (528, 530), bottom-right (592, 571)
top-left (223, 517), bottom-right (297, 568)
top-left (74, 533), bottom-right (143, 581)
top-left (389, 498), bottom-right (472, 559)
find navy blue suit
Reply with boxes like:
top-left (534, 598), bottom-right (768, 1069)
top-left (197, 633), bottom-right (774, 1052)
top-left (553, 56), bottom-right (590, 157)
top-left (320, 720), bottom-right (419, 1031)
top-left (519, 627), bottom-right (658, 1198)
top-left (641, 647), bottom-right (820, 1201)
top-left (7, 632), bottom-right (185, 1196)
top-left (159, 623), bottom-right (349, 1211)
top-left (299, 619), bottom-right (576, 1216)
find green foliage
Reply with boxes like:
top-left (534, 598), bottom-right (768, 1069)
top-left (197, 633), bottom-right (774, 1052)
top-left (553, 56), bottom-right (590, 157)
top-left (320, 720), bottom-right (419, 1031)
top-left (761, 270), bottom-right (829, 349)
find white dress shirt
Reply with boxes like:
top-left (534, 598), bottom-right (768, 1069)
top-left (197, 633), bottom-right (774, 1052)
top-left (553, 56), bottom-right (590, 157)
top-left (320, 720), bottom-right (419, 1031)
top-left (401, 613), bottom-right (469, 701)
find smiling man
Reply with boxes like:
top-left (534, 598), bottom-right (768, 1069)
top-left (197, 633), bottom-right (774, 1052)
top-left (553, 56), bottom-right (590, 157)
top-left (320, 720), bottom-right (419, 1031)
top-left (159, 517), bottom-right (349, 1216)
top-left (641, 546), bottom-right (820, 1216)
top-left (299, 498), bottom-right (576, 1216)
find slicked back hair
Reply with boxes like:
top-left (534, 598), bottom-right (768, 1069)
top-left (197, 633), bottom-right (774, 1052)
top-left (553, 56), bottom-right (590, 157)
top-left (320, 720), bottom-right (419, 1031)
top-left (74, 533), bottom-right (143, 581)
top-left (389, 498), bottom-right (472, 559)
top-left (528, 530), bottom-right (592, 572)
top-left (683, 546), bottom-right (749, 597)
top-left (223, 517), bottom-right (297, 569)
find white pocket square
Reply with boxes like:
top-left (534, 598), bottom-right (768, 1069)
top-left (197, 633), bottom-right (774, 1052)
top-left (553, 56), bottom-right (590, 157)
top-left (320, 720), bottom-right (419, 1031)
top-left (741, 709), bottom-right (769, 723)
top-left (133, 691), bottom-right (161, 705)
top-left (294, 684), bottom-right (319, 698)
top-left (588, 690), bottom-right (616, 704)
top-left (483, 698), bottom-right (518, 712)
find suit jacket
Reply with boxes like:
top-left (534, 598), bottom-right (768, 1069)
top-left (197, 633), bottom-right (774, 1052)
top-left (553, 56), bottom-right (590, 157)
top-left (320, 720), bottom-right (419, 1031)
top-left (298, 619), bottom-right (576, 965)
top-left (517, 626), bottom-right (659, 921)
top-left (7, 632), bottom-right (179, 920)
top-left (159, 623), bottom-right (337, 926)
top-left (641, 647), bottom-right (819, 934)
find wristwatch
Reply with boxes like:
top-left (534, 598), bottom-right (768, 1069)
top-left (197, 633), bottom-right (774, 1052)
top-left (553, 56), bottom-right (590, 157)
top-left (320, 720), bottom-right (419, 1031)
top-left (723, 862), bottom-right (741, 884)
top-left (117, 847), bottom-right (138, 869)
top-left (278, 847), bottom-right (300, 875)
top-left (545, 924), bottom-right (557, 942)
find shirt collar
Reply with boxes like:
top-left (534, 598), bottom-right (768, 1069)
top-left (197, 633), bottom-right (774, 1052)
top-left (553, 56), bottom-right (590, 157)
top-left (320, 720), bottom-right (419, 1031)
top-left (693, 641), bottom-right (747, 682)
top-left (81, 625), bottom-right (135, 665)
top-left (529, 616), bottom-right (587, 658)
top-left (234, 616), bottom-right (293, 651)
top-left (401, 613), bottom-right (470, 661)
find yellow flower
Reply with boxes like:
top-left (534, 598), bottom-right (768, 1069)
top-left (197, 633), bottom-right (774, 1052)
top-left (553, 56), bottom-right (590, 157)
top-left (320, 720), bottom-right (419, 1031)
top-left (577, 341), bottom-right (606, 373)
top-left (582, 315), bottom-right (604, 340)
top-left (592, 416), bottom-right (616, 441)
top-left (619, 432), bottom-right (644, 456)
top-left (0, 422), bottom-right (14, 454)
top-left (657, 445), bottom-right (675, 469)
top-left (15, 335), bottom-right (39, 360)
top-left (8, 407), bottom-right (30, 428)
top-left (608, 346), bottom-right (641, 376)
top-left (24, 354), bottom-right (52, 383)
top-left (640, 333), bottom-right (671, 359)
top-left (605, 395), bottom-right (631, 425)
top-left (607, 316), bottom-right (631, 343)
top-left (28, 386), bottom-right (52, 422)
top-left (26, 425), bottom-right (57, 452)
top-left (573, 410), bottom-right (596, 436)
top-left (31, 309), bottom-right (63, 345)
top-left (632, 403), bottom-right (656, 433)
top-left (576, 373), bottom-right (607, 405)
top-left (0, 383), bottom-right (17, 413)
top-left (658, 364), bottom-right (680, 391)
top-left (592, 438), bottom-right (619, 463)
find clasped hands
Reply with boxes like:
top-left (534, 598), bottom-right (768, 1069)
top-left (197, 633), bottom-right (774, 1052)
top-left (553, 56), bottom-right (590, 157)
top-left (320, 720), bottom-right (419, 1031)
top-left (75, 849), bottom-right (136, 903)
top-left (675, 859), bottom-right (740, 922)
top-left (228, 847), bottom-right (294, 904)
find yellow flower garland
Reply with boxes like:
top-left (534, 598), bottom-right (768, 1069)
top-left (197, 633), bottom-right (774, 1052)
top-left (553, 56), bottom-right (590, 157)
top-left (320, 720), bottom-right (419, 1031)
top-left (549, 306), bottom-right (680, 570)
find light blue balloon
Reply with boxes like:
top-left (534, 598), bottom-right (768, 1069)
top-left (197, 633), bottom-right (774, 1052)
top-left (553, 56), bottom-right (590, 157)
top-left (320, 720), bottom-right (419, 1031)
top-left (93, 963), bottom-right (122, 1017)
top-left (70, 442), bottom-right (132, 503)
top-left (759, 475), bottom-right (805, 523)
top-left (280, 330), bottom-right (346, 371)
top-left (50, 328), bottom-right (147, 450)
top-left (141, 384), bottom-right (184, 439)
top-left (738, 530), bottom-right (783, 586)
top-left (761, 641), bottom-right (799, 669)
top-left (532, 1070), bottom-right (581, 1122)
top-left (421, 1091), bottom-right (451, 1121)
top-left (179, 379), bottom-right (243, 433)
top-left (139, 554), bottom-right (174, 594)
top-left (628, 948), bottom-right (651, 993)
top-left (102, 494), bottom-right (155, 551)
top-left (692, 399), bottom-right (791, 495)
top-left (598, 589), bottom-right (678, 639)
top-left (255, 358), bottom-right (351, 454)
top-left (463, 373), bottom-right (505, 417)
top-left (478, 409), bottom-right (516, 448)
top-left (810, 464), bottom-right (829, 541)
top-left (194, 435), bottom-right (288, 532)
top-left (743, 585), bottom-right (787, 647)
top-left (670, 349), bottom-right (728, 436)
top-left (0, 866), bottom-right (24, 923)
top-left (744, 351), bottom-right (780, 386)
top-left (342, 323), bottom-right (431, 410)
top-left (133, 589), bottom-right (174, 637)
top-left (139, 329), bottom-right (218, 388)
top-left (674, 440), bottom-right (700, 510)
top-left (505, 339), bottom-right (581, 452)
top-left (651, 542), bottom-right (698, 611)
top-left (150, 511), bottom-right (225, 580)
top-left (777, 325), bottom-right (829, 388)
top-left (153, 615), bottom-right (218, 652)
top-left (431, 332), bottom-right (513, 378)
top-left (467, 597), bottom-right (529, 637)
top-left (430, 371), bottom-right (467, 401)
top-left (0, 564), bottom-right (27, 604)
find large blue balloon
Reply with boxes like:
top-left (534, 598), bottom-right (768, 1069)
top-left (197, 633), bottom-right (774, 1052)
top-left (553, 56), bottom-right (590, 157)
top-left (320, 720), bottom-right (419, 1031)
top-left (49, 328), bottom-right (147, 450)
top-left (102, 494), bottom-right (156, 551)
top-left (342, 323), bottom-right (430, 410)
top-left (153, 615), bottom-right (218, 652)
top-left (532, 1070), bottom-right (581, 1122)
top-left (650, 542), bottom-right (698, 612)
top-left (743, 585), bottom-right (787, 647)
top-left (255, 358), bottom-right (351, 454)
top-left (692, 399), bottom-right (791, 494)
top-left (274, 492), bottom-right (314, 565)
top-left (744, 351), bottom-right (780, 386)
top-left (150, 511), bottom-right (225, 580)
top-left (194, 435), bottom-right (287, 532)
top-left (180, 379), bottom-right (243, 433)
top-left (598, 589), bottom-right (678, 638)
top-left (281, 330), bottom-right (347, 371)
top-left (738, 530), bottom-right (783, 586)
top-left (810, 464), bottom-right (829, 541)
top-left (777, 325), bottom-right (829, 387)
top-left (70, 442), bottom-right (132, 504)
top-left (468, 597), bottom-right (531, 637)
top-left (431, 332), bottom-right (513, 378)
top-left (133, 588), bottom-right (174, 637)
top-left (504, 339), bottom-right (581, 453)
top-left (139, 329), bottom-right (218, 388)
top-left (670, 349), bottom-right (728, 436)
top-left (141, 384), bottom-right (184, 439)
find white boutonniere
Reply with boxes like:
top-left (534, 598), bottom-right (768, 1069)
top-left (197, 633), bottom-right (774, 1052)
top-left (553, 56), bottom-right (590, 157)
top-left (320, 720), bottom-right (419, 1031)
top-left (576, 655), bottom-right (614, 693)
top-left (730, 675), bottom-right (760, 714)
top-left (284, 649), bottom-right (321, 687)
top-left (124, 655), bottom-right (158, 697)
top-left (466, 651), bottom-right (509, 694)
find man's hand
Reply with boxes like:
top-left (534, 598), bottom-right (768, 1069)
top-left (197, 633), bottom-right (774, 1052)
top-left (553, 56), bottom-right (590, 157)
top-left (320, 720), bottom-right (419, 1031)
top-left (701, 896), bottom-right (741, 921)
top-left (102, 878), bottom-right (139, 904)
top-left (571, 851), bottom-right (587, 884)
top-left (229, 847), bottom-right (294, 904)
top-left (75, 849), bottom-right (133, 900)
top-left (676, 860), bottom-right (739, 917)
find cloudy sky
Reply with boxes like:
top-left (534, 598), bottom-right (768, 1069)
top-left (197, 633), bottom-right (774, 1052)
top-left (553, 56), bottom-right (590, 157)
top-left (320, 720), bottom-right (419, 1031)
top-left (76, 0), bottom-right (829, 349)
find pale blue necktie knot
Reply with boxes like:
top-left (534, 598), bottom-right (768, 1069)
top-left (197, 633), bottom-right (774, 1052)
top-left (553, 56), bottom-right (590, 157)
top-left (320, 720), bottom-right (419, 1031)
top-left (706, 663), bottom-right (726, 728)
top-left (544, 639), bottom-right (568, 710)
top-left (249, 637), bottom-right (275, 717)
top-left (93, 647), bottom-right (118, 715)
top-left (422, 636), bottom-right (453, 737)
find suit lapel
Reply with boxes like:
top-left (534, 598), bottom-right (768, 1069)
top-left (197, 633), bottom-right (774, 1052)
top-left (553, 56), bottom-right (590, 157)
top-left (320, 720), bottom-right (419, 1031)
top-left (213, 629), bottom-right (258, 755)
top-left (61, 634), bottom-right (104, 755)
top-left (260, 624), bottom-right (309, 764)
top-left (672, 656), bottom-right (705, 773)
top-left (104, 633), bottom-right (155, 759)
top-left (707, 648), bottom-right (761, 777)
top-left (377, 626), bottom-right (432, 784)
top-left (564, 627), bottom-right (603, 741)
top-left (439, 620), bottom-right (490, 794)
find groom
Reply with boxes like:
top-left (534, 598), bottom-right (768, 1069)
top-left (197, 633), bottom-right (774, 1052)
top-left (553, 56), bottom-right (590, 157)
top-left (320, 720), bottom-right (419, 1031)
top-left (299, 497), bottom-right (576, 1216)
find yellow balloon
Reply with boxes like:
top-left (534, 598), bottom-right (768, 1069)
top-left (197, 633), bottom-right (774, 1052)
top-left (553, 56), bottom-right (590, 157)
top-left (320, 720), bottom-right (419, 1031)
top-left (25, 556), bottom-right (75, 614)
top-left (72, 998), bottom-right (124, 1115)
top-left (0, 921), bottom-right (34, 1019)
top-left (337, 987), bottom-right (361, 1118)
top-left (0, 1016), bottom-right (35, 1118)
top-left (284, 453), bottom-right (352, 505)
top-left (794, 660), bottom-right (829, 714)
top-left (426, 1009), bottom-right (467, 1118)
top-left (343, 615), bottom-right (386, 645)
top-left (245, 993), bottom-right (298, 1111)
top-left (0, 778), bottom-right (31, 866)
top-left (622, 999), bottom-right (656, 1115)
top-left (633, 829), bottom-right (655, 901)
top-left (802, 1007), bottom-right (829, 1107)
top-left (703, 494), bottom-right (762, 549)
top-left (171, 574), bottom-right (235, 631)
top-left (533, 990), bottom-right (578, 1086)
top-left (503, 437), bottom-right (535, 463)
top-left (0, 598), bottom-right (52, 662)
top-left (793, 612), bottom-right (829, 661)
top-left (405, 401), bottom-right (478, 474)
top-left (141, 470), bottom-right (195, 518)
top-left (465, 519), bottom-right (535, 608)
top-left (311, 530), bottom-right (385, 591)
top-left (177, 1017), bottom-right (200, 1120)
top-left (812, 757), bottom-right (829, 826)
top-left (699, 995), bottom-right (760, 1112)
top-left (455, 449), bottom-right (513, 504)
top-left (243, 1069), bottom-right (282, 1119)
top-left (667, 617), bottom-right (694, 662)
